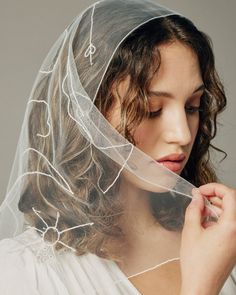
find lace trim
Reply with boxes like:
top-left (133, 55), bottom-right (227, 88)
top-left (34, 243), bottom-right (69, 263)
top-left (14, 228), bottom-right (71, 263)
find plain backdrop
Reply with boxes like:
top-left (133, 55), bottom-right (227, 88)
top-left (0, 0), bottom-right (235, 203)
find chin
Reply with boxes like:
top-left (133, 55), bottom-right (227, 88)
top-left (121, 166), bottom-right (179, 194)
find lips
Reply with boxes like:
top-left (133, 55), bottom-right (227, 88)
top-left (156, 153), bottom-right (186, 172)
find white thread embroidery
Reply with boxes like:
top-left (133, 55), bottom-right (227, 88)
top-left (30, 207), bottom-right (94, 252)
top-left (84, 4), bottom-right (96, 65)
top-left (62, 70), bottom-right (135, 194)
top-left (27, 100), bottom-right (51, 138)
top-left (23, 148), bottom-right (74, 195)
top-left (113, 258), bottom-right (180, 286)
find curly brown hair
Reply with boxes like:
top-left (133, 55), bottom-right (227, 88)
top-left (18, 15), bottom-right (227, 260)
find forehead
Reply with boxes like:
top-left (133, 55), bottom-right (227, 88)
top-left (149, 41), bottom-right (202, 93)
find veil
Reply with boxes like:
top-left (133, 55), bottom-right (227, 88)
top-left (0, 0), bottom-right (218, 291)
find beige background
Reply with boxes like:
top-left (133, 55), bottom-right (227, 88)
top-left (0, 0), bottom-right (235, 202)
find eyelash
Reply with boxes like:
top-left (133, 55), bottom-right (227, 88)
top-left (148, 106), bottom-right (203, 118)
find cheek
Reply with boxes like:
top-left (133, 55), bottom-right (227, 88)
top-left (189, 116), bottom-right (200, 141)
top-left (186, 117), bottom-right (200, 156)
top-left (133, 121), bottom-right (158, 148)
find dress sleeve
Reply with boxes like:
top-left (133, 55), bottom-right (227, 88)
top-left (220, 265), bottom-right (236, 295)
top-left (0, 238), bottom-right (40, 295)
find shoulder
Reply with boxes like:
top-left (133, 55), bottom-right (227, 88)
top-left (0, 229), bottom-right (34, 263)
top-left (0, 229), bottom-right (42, 294)
top-left (0, 229), bottom-right (106, 294)
top-left (0, 228), bottom-right (41, 262)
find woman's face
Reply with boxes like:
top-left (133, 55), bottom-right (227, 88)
top-left (108, 41), bottom-right (204, 176)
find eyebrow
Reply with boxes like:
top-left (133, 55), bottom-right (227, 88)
top-left (148, 84), bottom-right (205, 99)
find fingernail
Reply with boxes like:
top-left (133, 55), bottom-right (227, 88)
top-left (191, 189), bottom-right (200, 204)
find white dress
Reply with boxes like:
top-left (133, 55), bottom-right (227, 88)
top-left (0, 229), bottom-right (235, 295)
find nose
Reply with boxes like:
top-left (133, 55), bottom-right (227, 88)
top-left (164, 109), bottom-right (192, 146)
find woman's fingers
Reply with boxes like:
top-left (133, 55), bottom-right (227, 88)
top-left (208, 196), bottom-right (222, 208)
top-left (203, 203), bottom-right (222, 218)
top-left (198, 183), bottom-right (233, 199)
top-left (191, 187), bottom-right (222, 219)
top-left (198, 183), bottom-right (236, 221)
top-left (184, 191), bottom-right (205, 233)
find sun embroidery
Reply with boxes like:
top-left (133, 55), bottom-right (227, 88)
top-left (31, 207), bottom-right (94, 252)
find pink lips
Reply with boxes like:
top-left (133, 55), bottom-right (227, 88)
top-left (156, 153), bottom-right (186, 172)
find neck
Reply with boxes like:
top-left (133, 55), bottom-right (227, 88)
top-left (119, 179), bottom-right (181, 248)
top-left (118, 176), bottom-right (157, 234)
top-left (117, 176), bottom-right (182, 264)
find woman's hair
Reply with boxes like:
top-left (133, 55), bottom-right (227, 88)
top-left (19, 15), bottom-right (227, 260)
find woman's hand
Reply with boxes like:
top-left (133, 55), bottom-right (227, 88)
top-left (180, 183), bottom-right (236, 295)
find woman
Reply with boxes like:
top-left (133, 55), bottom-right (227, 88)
top-left (0, 1), bottom-right (235, 294)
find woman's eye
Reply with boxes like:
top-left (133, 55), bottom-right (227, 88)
top-left (148, 109), bottom-right (162, 118)
top-left (185, 106), bottom-right (203, 114)
top-left (148, 106), bottom-right (203, 118)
